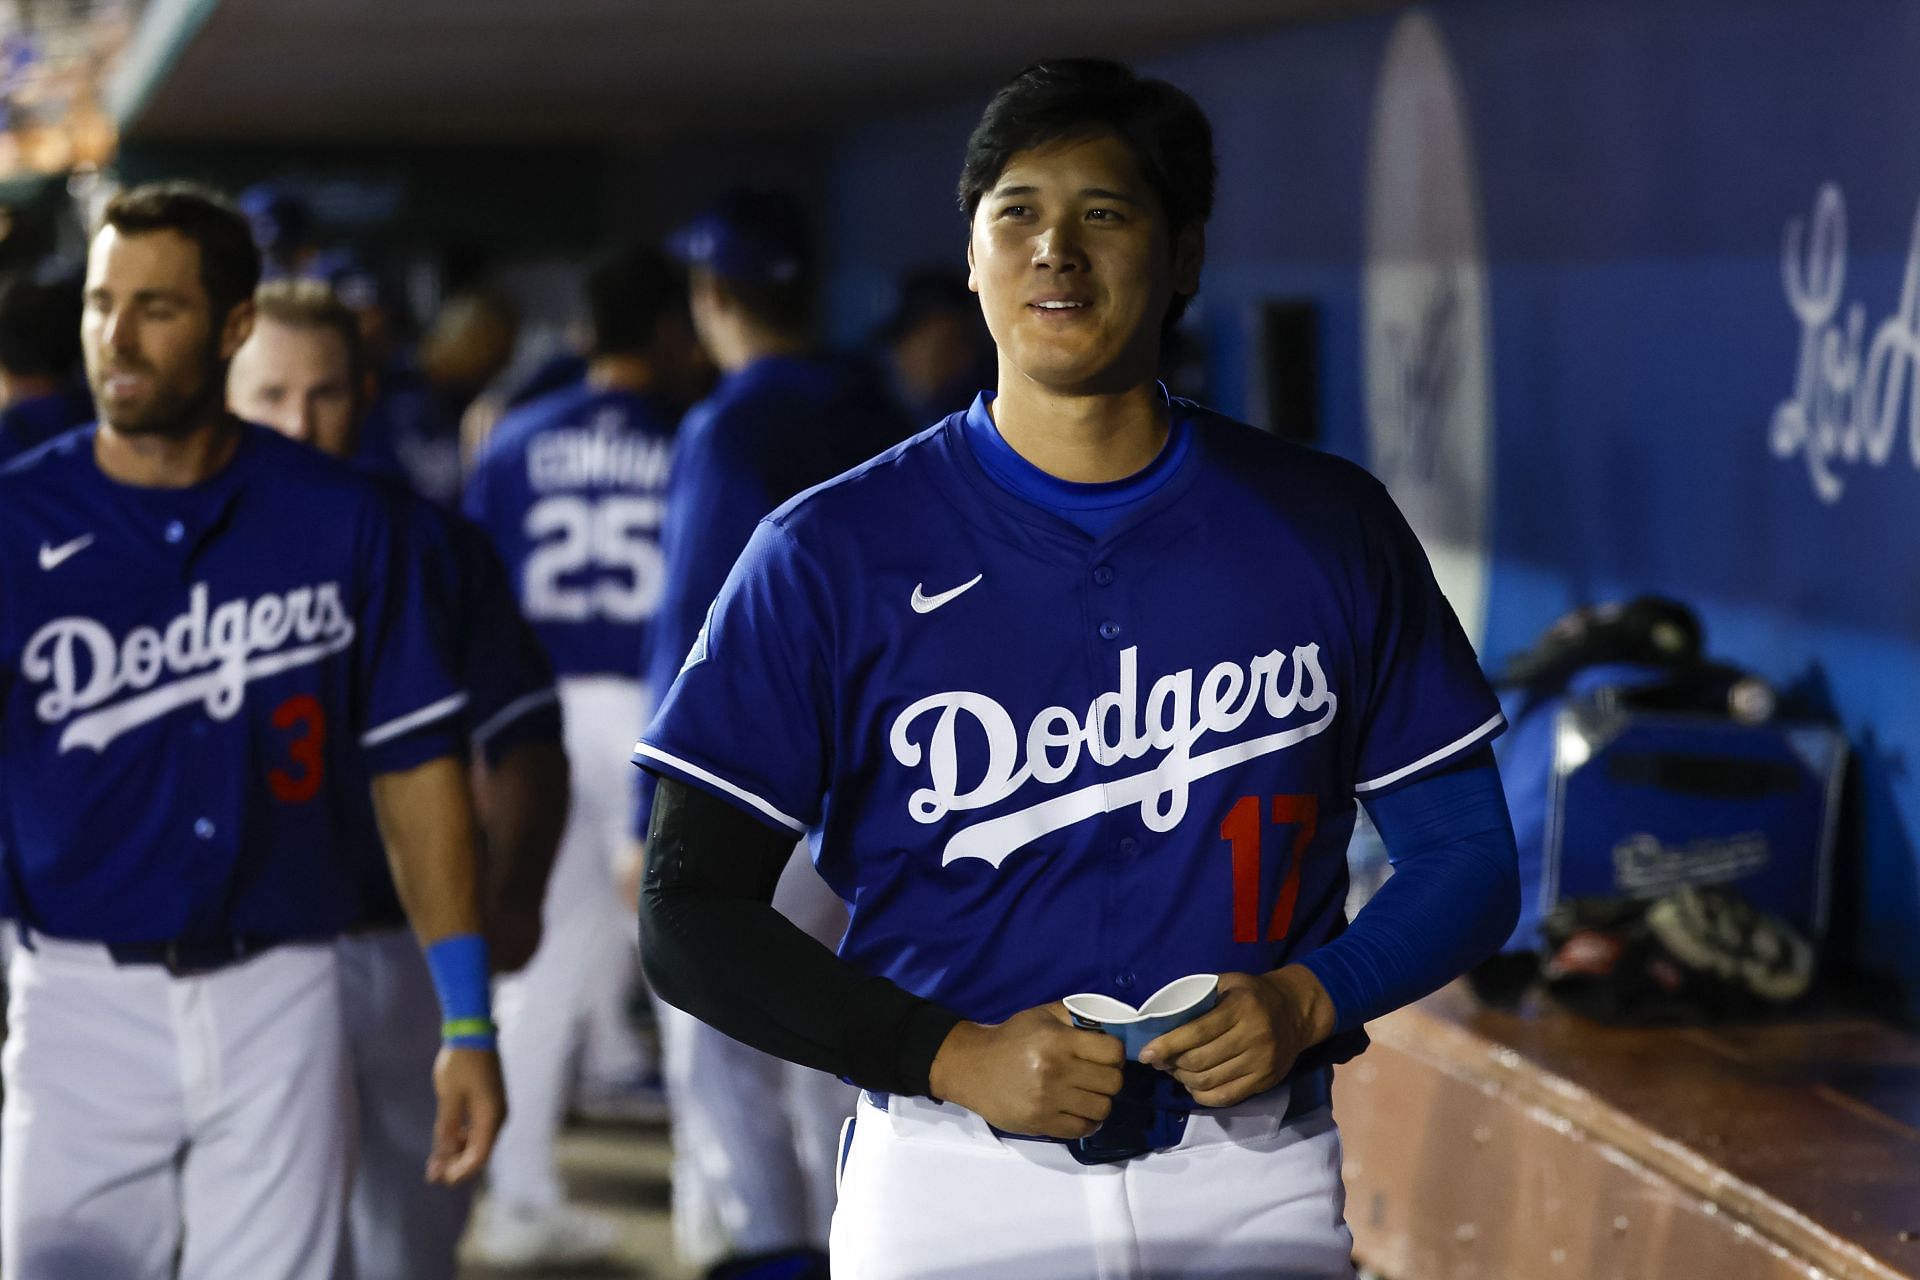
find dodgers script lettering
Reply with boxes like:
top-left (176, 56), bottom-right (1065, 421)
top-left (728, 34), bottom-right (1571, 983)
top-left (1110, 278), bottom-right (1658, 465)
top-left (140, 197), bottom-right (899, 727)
top-left (22, 581), bottom-right (356, 753)
top-left (889, 643), bottom-right (1338, 868)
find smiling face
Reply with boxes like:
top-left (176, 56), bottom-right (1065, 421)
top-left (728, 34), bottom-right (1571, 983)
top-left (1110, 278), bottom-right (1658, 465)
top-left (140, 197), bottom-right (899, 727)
top-left (967, 131), bottom-right (1202, 397)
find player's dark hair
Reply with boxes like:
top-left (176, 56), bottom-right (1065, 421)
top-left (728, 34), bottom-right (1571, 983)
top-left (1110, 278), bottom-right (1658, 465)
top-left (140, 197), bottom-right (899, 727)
top-left (586, 244), bottom-right (687, 357)
top-left (253, 278), bottom-right (368, 388)
top-left (103, 183), bottom-right (262, 326)
top-left (957, 59), bottom-right (1216, 330)
top-left (0, 266), bottom-right (82, 378)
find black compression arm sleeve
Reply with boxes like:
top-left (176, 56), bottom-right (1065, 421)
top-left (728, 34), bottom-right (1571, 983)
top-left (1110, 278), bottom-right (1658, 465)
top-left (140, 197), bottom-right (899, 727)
top-left (638, 776), bottom-right (965, 1097)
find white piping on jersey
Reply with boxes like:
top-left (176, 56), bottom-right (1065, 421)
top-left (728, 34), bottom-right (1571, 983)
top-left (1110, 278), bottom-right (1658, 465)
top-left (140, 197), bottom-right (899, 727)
top-left (470, 686), bottom-right (559, 750)
top-left (24, 582), bottom-right (357, 754)
top-left (889, 643), bottom-right (1340, 869)
top-left (363, 691), bottom-right (471, 750)
top-left (1352, 711), bottom-right (1505, 794)
top-left (632, 742), bottom-right (806, 833)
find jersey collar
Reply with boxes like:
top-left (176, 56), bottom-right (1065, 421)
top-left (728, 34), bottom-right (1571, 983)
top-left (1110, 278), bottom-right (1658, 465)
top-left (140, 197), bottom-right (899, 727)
top-left (76, 419), bottom-right (269, 554)
top-left (940, 386), bottom-right (1208, 554)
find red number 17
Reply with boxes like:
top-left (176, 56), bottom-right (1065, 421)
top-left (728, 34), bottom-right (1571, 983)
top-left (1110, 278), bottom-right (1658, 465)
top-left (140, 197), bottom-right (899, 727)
top-left (1220, 793), bottom-right (1318, 943)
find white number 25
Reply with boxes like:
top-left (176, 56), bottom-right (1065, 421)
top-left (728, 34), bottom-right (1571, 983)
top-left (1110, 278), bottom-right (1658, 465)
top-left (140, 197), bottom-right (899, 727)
top-left (522, 494), bottom-right (665, 623)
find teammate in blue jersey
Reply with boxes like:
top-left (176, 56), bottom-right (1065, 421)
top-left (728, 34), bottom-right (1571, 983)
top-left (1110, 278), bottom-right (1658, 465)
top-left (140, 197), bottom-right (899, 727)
top-left (0, 267), bottom-right (91, 464)
top-left (228, 277), bottom-right (569, 1280)
top-left (636, 61), bottom-right (1520, 1278)
top-left (463, 243), bottom-right (706, 1263)
top-left (0, 184), bottom-right (505, 1279)
top-left (630, 188), bottom-right (910, 1275)
top-left (643, 188), bottom-right (909, 801)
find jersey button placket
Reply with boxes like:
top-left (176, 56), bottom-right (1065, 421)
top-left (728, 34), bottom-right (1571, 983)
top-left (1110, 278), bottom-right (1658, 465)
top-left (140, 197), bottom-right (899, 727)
top-left (1111, 835), bottom-right (1142, 994)
top-left (1082, 567), bottom-right (1130, 999)
top-left (164, 520), bottom-right (186, 545)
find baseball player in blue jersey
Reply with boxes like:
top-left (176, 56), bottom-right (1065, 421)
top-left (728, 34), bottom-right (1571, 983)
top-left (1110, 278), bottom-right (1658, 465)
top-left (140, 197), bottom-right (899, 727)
top-left (0, 184), bottom-right (506, 1280)
top-left (228, 277), bottom-right (569, 1280)
top-left (632, 189), bottom-right (909, 1274)
top-left (635, 61), bottom-right (1520, 1278)
top-left (462, 243), bottom-right (703, 1263)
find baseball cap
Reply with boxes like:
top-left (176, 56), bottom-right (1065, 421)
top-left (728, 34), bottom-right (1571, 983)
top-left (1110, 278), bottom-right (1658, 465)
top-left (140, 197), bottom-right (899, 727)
top-left (238, 183), bottom-right (312, 258)
top-left (666, 188), bottom-right (811, 285)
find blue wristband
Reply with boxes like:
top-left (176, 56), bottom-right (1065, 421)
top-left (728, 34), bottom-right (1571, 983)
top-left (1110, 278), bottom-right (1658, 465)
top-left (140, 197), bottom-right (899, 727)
top-left (425, 933), bottom-right (495, 1048)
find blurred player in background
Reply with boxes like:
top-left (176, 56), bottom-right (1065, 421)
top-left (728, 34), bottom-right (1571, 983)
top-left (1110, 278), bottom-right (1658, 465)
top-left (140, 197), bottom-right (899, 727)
top-left (0, 182), bottom-right (505, 1279)
top-left (462, 242), bottom-right (703, 1267)
top-left (0, 264), bottom-right (90, 463)
top-left (635, 62), bottom-right (1519, 1278)
top-left (300, 246), bottom-right (417, 488)
top-left (228, 278), bottom-right (570, 1280)
top-left (423, 289), bottom-right (517, 500)
top-left (300, 248), bottom-right (473, 510)
top-left (629, 188), bottom-right (907, 1277)
top-left (237, 182), bottom-right (317, 281)
top-left (871, 266), bottom-right (992, 427)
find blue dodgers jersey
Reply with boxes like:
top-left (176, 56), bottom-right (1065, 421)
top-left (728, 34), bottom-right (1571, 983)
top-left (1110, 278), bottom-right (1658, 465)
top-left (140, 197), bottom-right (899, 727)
top-left (344, 498), bottom-right (562, 929)
top-left (464, 383), bottom-right (678, 679)
top-left (637, 398), bottom-right (1505, 1051)
top-left (0, 425), bottom-right (466, 942)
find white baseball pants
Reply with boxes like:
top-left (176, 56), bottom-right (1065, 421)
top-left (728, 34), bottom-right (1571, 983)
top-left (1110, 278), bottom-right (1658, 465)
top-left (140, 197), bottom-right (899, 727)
top-left (489, 675), bottom-right (652, 1208)
top-left (831, 1089), bottom-right (1354, 1279)
top-left (1, 937), bottom-right (352, 1280)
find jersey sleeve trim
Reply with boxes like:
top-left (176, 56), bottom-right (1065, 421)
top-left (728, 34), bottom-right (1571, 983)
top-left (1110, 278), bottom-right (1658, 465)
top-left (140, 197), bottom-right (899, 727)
top-left (362, 691), bottom-right (471, 749)
top-left (471, 687), bottom-right (559, 750)
top-left (1353, 711), bottom-right (1506, 795)
top-left (632, 741), bottom-right (806, 834)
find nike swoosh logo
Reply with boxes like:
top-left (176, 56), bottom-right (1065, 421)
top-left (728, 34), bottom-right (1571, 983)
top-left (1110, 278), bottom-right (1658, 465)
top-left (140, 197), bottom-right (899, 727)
top-left (910, 573), bottom-right (984, 614)
top-left (38, 534), bottom-right (94, 571)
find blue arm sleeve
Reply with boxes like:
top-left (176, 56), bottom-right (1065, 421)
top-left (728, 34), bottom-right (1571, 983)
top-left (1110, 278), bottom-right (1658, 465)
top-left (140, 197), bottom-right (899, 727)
top-left (1297, 748), bottom-right (1519, 1032)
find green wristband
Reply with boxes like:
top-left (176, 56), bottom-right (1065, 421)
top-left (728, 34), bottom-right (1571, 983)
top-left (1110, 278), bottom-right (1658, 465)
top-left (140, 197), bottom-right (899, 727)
top-left (443, 1017), bottom-right (498, 1045)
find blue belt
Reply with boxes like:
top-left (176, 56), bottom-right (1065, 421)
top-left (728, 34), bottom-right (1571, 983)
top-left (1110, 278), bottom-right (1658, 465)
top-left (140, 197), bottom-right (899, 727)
top-left (106, 936), bottom-right (279, 977)
top-left (867, 1065), bottom-right (1332, 1166)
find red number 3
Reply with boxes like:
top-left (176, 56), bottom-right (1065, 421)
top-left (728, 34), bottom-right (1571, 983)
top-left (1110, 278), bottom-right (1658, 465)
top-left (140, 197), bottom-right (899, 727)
top-left (1220, 793), bottom-right (1318, 943)
top-left (269, 694), bottom-right (326, 804)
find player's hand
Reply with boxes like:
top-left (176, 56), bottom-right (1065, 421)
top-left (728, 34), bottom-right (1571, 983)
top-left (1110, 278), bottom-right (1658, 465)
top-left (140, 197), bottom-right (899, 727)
top-left (1138, 967), bottom-right (1335, 1108)
top-left (927, 1002), bottom-right (1125, 1140)
top-left (427, 1046), bottom-right (507, 1185)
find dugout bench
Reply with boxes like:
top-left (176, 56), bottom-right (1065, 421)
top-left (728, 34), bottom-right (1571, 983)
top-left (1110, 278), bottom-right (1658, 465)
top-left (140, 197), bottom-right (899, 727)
top-left (1335, 983), bottom-right (1920, 1280)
